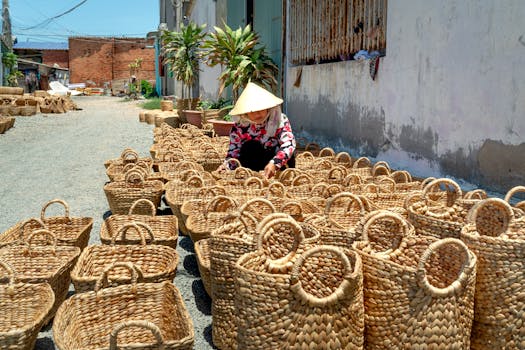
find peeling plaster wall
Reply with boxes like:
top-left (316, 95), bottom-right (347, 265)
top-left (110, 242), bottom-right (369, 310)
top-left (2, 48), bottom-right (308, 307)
top-left (286, 0), bottom-right (525, 193)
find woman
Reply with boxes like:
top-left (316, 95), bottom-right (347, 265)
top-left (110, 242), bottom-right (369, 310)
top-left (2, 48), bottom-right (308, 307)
top-left (218, 82), bottom-right (296, 179)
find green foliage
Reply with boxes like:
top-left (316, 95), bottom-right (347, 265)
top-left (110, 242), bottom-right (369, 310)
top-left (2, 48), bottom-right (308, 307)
top-left (2, 52), bottom-right (18, 69)
top-left (203, 23), bottom-right (278, 101)
top-left (140, 80), bottom-right (157, 98)
top-left (222, 114), bottom-right (233, 121)
top-left (161, 22), bottom-right (207, 98)
top-left (198, 97), bottom-right (232, 110)
top-left (6, 70), bottom-right (23, 87)
top-left (139, 97), bottom-right (162, 110)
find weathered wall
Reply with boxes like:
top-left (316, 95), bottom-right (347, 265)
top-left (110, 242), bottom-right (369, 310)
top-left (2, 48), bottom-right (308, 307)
top-left (286, 0), bottom-right (525, 193)
top-left (42, 50), bottom-right (69, 68)
top-left (69, 37), bottom-right (155, 87)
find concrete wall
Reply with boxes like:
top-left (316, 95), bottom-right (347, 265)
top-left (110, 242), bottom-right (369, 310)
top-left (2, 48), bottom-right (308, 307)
top-left (286, 0), bottom-right (525, 193)
top-left (69, 37), bottom-right (155, 87)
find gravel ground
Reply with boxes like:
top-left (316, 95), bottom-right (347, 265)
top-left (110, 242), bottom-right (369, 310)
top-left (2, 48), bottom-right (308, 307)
top-left (0, 96), bottom-right (215, 349)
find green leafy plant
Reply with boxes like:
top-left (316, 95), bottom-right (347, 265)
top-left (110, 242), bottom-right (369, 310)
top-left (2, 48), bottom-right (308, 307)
top-left (139, 97), bottom-right (162, 110)
top-left (140, 80), bottom-right (157, 98)
top-left (162, 22), bottom-right (207, 100)
top-left (198, 97), bottom-right (232, 110)
top-left (2, 52), bottom-right (17, 69)
top-left (3, 52), bottom-right (24, 87)
top-left (203, 23), bottom-right (278, 101)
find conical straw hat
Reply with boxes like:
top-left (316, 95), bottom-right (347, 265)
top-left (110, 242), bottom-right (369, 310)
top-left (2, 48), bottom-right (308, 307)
top-left (229, 82), bottom-right (283, 116)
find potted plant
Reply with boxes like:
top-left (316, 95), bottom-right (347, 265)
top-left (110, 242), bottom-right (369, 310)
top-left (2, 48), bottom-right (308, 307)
top-left (203, 23), bottom-right (278, 135)
top-left (199, 97), bottom-right (233, 121)
top-left (161, 22), bottom-right (206, 124)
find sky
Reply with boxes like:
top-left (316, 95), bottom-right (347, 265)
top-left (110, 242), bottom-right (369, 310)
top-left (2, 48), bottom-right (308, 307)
top-left (10, 0), bottom-right (159, 43)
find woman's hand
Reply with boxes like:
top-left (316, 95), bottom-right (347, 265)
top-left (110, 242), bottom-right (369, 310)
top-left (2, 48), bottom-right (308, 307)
top-left (264, 162), bottom-right (277, 179)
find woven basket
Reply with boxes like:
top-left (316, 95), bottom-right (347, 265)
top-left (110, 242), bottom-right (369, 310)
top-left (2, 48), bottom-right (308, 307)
top-left (54, 263), bottom-right (194, 350)
top-left (407, 178), bottom-right (478, 238)
top-left (334, 151), bottom-right (353, 168)
top-left (278, 199), bottom-right (321, 222)
top-left (71, 223), bottom-right (179, 293)
top-left (100, 199), bottom-right (178, 249)
top-left (106, 160), bottom-right (152, 182)
top-left (323, 192), bottom-right (367, 230)
top-left (0, 260), bottom-right (55, 350)
top-left (460, 198), bottom-right (525, 349)
top-left (294, 151), bottom-right (316, 169)
top-left (104, 148), bottom-right (152, 169)
top-left (104, 169), bottom-right (164, 215)
top-left (0, 229), bottom-right (80, 324)
top-left (235, 219), bottom-right (361, 349)
top-left (194, 238), bottom-right (212, 297)
top-left (348, 156), bottom-right (373, 177)
top-left (353, 212), bottom-right (477, 349)
top-left (211, 213), bottom-right (319, 350)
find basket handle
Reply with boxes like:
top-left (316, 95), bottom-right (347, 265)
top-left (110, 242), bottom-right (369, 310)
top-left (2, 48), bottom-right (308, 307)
top-left (305, 142), bottom-right (320, 152)
top-left (376, 177), bottom-right (396, 192)
top-left (324, 192), bottom-right (366, 216)
top-left (234, 166), bottom-right (251, 179)
top-left (186, 175), bottom-right (204, 188)
top-left (290, 246), bottom-right (361, 307)
top-left (327, 166), bottom-right (347, 181)
top-left (20, 218), bottom-right (47, 240)
top-left (257, 216), bottom-right (305, 272)
top-left (277, 168), bottom-right (298, 185)
top-left (360, 210), bottom-right (409, 256)
top-left (465, 198), bottom-right (514, 236)
top-left (113, 223), bottom-right (148, 245)
top-left (297, 151), bottom-right (315, 161)
top-left (180, 169), bottom-right (200, 181)
top-left (463, 189), bottom-right (487, 200)
top-left (334, 151), bottom-right (352, 165)
top-left (291, 173), bottom-right (313, 186)
top-left (390, 170), bottom-right (411, 183)
top-left (372, 163), bottom-right (391, 177)
top-left (422, 178), bottom-right (463, 208)
top-left (95, 262), bottom-right (144, 293)
top-left (416, 238), bottom-right (475, 298)
top-left (26, 228), bottom-right (57, 249)
top-left (244, 176), bottom-right (264, 189)
top-left (265, 181), bottom-right (288, 198)
top-left (205, 195), bottom-right (238, 217)
top-left (109, 320), bottom-right (165, 350)
top-left (314, 158), bottom-right (333, 170)
top-left (280, 201), bottom-right (304, 218)
top-left (132, 222), bottom-right (156, 244)
top-left (504, 186), bottom-right (525, 207)
top-left (124, 169), bottom-right (145, 185)
top-left (343, 174), bottom-right (363, 186)
top-left (0, 260), bottom-right (15, 287)
top-left (352, 156), bottom-right (371, 169)
top-left (403, 191), bottom-right (424, 210)
top-left (41, 198), bottom-right (70, 221)
top-left (128, 199), bottom-right (157, 216)
top-left (120, 148), bottom-right (138, 162)
top-left (319, 147), bottom-right (335, 157)
top-left (239, 197), bottom-right (276, 220)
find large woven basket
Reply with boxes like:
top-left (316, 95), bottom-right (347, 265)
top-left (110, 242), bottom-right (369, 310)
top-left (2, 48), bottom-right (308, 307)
top-left (235, 221), bottom-right (363, 350)
top-left (100, 199), bottom-right (178, 249)
top-left (71, 223), bottom-right (179, 293)
top-left (54, 263), bottom-right (194, 350)
top-left (353, 212), bottom-right (477, 349)
top-left (0, 229), bottom-right (80, 324)
top-left (212, 213), bottom-right (319, 350)
top-left (0, 260), bottom-right (55, 350)
top-left (194, 238), bottom-right (212, 297)
top-left (104, 169), bottom-right (164, 215)
top-left (460, 198), bottom-right (525, 349)
top-left (407, 178), bottom-right (478, 238)
top-left (0, 199), bottom-right (93, 250)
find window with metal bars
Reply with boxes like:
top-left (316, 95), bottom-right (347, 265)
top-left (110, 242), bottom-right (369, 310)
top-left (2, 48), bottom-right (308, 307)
top-left (289, 0), bottom-right (387, 65)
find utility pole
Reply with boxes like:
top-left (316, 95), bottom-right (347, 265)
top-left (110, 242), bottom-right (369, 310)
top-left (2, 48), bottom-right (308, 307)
top-left (2, 0), bottom-right (13, 50)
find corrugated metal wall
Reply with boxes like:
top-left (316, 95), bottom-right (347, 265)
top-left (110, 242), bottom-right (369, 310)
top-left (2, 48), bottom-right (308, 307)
top-left (290, 0), bottom-right (387, 65)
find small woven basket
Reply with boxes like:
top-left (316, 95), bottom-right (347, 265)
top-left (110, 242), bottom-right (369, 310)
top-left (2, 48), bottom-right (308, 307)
top-left (353, 212), bottom-right (477, 349)
top-left (0, 229), bottom-right (80, 324)
top-left (104, 169), bottom-right (164, 215)
top-left (0, 199), bottom-right (93, 250)
top-left (0, 260), bottom-right (55, 350)
top-left (54, 262), bottom-right (194, 350)
top-left (100, 199), bottom-right (178, 249)
top-left (71, 223), bottom-right (179, 293)
top-left (460, 198), bottom-right (525, 349)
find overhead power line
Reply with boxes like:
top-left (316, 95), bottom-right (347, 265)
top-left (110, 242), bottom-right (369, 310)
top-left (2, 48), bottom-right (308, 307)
top-left (21, 0), bottom-right (88, 30)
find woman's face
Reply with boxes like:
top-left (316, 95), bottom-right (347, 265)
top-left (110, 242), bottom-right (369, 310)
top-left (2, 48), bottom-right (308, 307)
top-left (245, 109), bottom-right (269, 124)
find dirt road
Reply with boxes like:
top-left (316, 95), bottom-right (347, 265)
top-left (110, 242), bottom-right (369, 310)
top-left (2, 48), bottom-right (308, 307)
top-left (0, 96), bottom-right (215, 349)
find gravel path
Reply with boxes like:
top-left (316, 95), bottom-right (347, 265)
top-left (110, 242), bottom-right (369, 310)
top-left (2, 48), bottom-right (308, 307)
top-left (0, 96), bottom-right (215, 349)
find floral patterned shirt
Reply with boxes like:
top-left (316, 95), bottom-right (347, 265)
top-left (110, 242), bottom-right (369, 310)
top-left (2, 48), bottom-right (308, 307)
top-left (226, 113), bottom-right (296, 169)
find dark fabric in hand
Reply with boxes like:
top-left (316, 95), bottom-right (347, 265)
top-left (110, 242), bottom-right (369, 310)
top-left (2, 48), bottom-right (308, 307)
top-left (239, 140), bottom-right (295, 171)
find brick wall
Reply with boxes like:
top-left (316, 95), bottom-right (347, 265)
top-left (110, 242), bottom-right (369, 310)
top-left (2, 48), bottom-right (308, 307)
top-left (68, 37), bottom-right (155, 87)
top-left (42, 50), bottom-right (69, 68)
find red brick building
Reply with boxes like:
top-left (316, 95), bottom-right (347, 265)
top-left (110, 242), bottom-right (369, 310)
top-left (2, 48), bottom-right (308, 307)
top-left (14, 42), bottom-right (69, 68)
top-left (68, 37), bottom-right (155, 87)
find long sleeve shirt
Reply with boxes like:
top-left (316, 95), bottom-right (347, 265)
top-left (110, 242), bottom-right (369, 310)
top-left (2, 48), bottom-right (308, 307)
top-left (226, 113), bottom-right (296, 169)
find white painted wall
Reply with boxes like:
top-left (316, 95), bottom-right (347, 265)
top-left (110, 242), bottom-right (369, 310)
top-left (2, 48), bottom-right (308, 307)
top-left (286, 0), bottom-right (525, 190)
